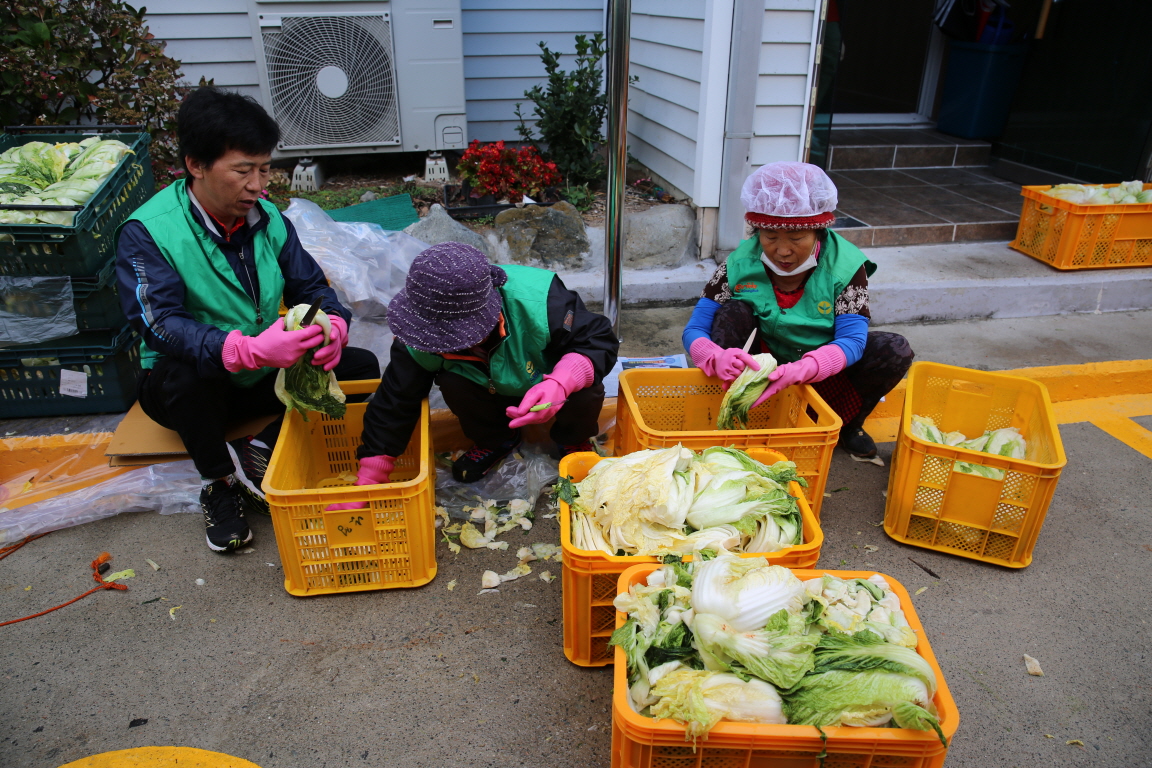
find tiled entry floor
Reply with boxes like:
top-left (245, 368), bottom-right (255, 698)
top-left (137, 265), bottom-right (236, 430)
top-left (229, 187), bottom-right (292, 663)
top-left (830, 166), bottom-right (1023, 247)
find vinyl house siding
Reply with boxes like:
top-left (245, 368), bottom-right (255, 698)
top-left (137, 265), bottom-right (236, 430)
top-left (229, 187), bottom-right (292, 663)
top-left (143, 0), bottom-right (262, 102)
top-left (461, 1), bottom-right (607, 143)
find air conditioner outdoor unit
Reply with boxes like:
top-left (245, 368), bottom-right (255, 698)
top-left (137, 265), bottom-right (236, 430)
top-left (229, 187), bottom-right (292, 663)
top-left (248, 0), bottom-right (467, 157)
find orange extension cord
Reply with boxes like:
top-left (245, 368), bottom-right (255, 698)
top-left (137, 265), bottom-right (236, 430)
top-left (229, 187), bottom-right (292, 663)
top-left (0, 547), bottom-right (128, 628)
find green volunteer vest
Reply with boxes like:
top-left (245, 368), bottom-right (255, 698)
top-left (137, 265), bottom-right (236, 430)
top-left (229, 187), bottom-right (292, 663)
top-left (406, 265), bottom-right (555, 396)
top-left (726, 231), bottom-right (875, 364)
top-left (121, 179), bottom-right (287, 387)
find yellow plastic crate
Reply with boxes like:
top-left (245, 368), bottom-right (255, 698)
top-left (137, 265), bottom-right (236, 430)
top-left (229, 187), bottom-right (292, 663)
top-left (263, 380), bottom-right (437, 596)
top-left (612, 564), bottom-right (959, 768)
top-left (1011, 183), bottom-right (1152, 270)
top-left (560, 448), bottom-right (822, 667)
top-left (616, 368), bottom-right (841, 518)
top-left (884, 362), bottom-right (1067, 568)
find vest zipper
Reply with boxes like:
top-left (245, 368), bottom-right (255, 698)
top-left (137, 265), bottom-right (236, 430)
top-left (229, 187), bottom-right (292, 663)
top-left (238, 248), bottom-right (262, 325)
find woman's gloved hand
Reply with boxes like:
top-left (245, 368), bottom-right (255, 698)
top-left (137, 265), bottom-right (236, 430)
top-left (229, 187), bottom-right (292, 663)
top-left (311, 314), bottom-right (348, 372)
top-left (689, 337), bottom-right (760, 389)
top-left (222, 318), bottom-right (324, 372)
top-left (753, 358), bottom-right (818, 408)
top-left (506, 353), bottom-right (595, 429)
top-left (325, 455), bottom-right (396, 511)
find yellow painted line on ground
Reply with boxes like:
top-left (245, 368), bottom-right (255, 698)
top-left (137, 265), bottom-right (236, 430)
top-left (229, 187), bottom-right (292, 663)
top-left (59, 746), bottom-right (262, 768)
top-left (1087, 417), bottom-right (1152, 461)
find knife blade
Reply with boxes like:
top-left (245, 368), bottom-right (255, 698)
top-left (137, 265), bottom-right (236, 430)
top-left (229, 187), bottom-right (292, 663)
top-left (300, 297), bottom-right (324, 327)
top-left (741, 328), bottom-right (757, 354)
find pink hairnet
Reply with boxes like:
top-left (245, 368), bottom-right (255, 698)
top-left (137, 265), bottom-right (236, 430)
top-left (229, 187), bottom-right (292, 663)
top-left (741, 162), bottom-right (838, 228)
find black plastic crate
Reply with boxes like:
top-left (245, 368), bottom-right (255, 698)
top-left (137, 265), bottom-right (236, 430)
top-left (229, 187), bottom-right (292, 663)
top-left (71, 258), bottom-right (126, 331)
top-left (442, 183), bottom-right (562, 219)
top-left (0, 127), bottom-right (154, 278)
top-left (0, 324), bottom-right (141, 417)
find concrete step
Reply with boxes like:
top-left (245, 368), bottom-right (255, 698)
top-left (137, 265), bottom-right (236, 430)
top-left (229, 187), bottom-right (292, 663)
top-left (563, 240), bottom-right (1152, 324)
top-left (827, 128), bottom-right (991, 171)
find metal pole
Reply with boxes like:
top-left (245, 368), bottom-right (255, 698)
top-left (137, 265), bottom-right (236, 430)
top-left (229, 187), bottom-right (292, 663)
top-left (603, 0), bottom-right (630, 339)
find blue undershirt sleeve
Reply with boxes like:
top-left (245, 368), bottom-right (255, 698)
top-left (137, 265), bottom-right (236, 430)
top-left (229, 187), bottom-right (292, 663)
top-left (682, 297), bottom-right (720, 353)
top-left (830, 313), bottom-right (869, 365)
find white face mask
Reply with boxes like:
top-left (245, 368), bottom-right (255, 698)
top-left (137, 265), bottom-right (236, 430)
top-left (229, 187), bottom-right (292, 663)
top-left (760, 240), bottom-right (821, 277)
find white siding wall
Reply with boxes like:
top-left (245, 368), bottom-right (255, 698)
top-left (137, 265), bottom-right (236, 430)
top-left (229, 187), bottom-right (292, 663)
top-left (143, 0), bottom-right (261, 102)
top-left (462, 1), bottom-right (606, 143)
top-left (751, 0), bottom-right (820, 166)
top-left (626, 0), bottom-right (706, 199)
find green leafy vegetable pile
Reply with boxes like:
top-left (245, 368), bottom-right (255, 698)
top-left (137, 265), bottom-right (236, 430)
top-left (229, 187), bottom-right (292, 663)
top-left (274, 303), bottom-right (347, 421)
top-left (611, 552), bottom-right (945, 745)
top-left (717, 352), bottom-right (778, 430)
top-left (910, 415), bottom-right (1026, 480)
top-left (567, 445), bottom-right (806, 557)
top-left (1043, 180), bottom-right (1152, 206)
top-left (0, 138), bottom-right (134, 226)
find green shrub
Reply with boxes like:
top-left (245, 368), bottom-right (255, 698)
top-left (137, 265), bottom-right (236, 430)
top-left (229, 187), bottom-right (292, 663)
top-left (514, 33), bottom-right (615, 186)
top-left (0, 0), bottom-right (207, 184)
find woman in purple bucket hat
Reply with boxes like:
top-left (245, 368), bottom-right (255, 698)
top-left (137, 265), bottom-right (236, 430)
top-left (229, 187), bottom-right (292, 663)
top-left (332, 241), bottom-right (619, 494)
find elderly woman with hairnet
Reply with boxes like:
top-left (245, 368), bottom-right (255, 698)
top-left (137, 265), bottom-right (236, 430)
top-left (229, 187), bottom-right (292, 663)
top-left (682, 162), bottom-right (914, 461)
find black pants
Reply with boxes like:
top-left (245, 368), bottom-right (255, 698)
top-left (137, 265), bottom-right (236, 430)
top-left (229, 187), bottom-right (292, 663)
top-left (437, 372), bottom-right (605, 449)
top-left (711, 300), bottom-right (913, 431)
top-left (137, 347), bottom-right (380, 478)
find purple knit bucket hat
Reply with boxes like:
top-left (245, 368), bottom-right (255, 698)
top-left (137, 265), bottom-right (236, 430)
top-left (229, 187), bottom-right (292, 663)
top-left (388, 242), bottom-right (507, 353)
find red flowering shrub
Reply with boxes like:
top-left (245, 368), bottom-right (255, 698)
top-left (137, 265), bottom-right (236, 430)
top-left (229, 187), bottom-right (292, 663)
top-left (455, 140), bottom-right (561, 203)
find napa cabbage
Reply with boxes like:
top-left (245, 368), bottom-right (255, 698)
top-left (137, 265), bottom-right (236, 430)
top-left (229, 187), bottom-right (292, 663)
top-left (274, 303), bottom-right (347, 421)
top-left (782, 631), bottom-right (946, 746)
top-left (650, 670), bottom-right (785, 739)
top-left (716, 352), bottom-right (778, 430)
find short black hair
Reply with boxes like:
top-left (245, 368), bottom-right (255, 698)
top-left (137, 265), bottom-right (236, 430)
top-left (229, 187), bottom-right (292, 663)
top-left (177, 87), bottom-right (280, 171)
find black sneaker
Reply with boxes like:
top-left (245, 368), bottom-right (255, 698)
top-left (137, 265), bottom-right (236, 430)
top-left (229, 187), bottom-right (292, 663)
top-left (452, 436), bottom-right (522, 483)
top-left (839, 427), bottom-right (878, 459)
top-left (227, 436), bottom-right (271, 515)
top-left (201, 477), bottom-right (253, 553)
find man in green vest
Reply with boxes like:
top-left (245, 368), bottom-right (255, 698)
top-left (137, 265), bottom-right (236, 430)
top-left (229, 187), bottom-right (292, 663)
top-left (327, 242), bottom-right (619, 505)
top-left (116, 87), bottom-right (379, 553)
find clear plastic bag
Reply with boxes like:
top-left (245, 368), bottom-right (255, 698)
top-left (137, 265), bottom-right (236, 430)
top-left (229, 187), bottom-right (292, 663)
top-left (434, 444), bottom-right (559, 520)
top-left (0, 460), bottom-right (202, 543)
top-left (284, 198), bottom-right (428, 320)
top-left (0, 276), bottom-right (77, 347)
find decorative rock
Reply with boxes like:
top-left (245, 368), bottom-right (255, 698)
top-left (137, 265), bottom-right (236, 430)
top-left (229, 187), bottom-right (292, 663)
top-left (623, 204), bottom-right (698, 269)
top-left (493, 202), bottom-right (590, 271)
top-left (404, 204), bottom-right (494, 258)
top-left (359, 190), bottom-right (378, 202)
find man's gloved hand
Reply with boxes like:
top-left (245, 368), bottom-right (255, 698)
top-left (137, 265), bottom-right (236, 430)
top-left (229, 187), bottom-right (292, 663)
top-left (311, 315), bottom-right (348, 372)
top-left (689, 337), bottom-right (760, 390)
top-left (222, 318), bottom-right (324, 372)
top-left (326, 455), bottom-right (395, 511)
top-left (752, 357), bottom-right (819, 408)
top-left (505, 352), bottom-right (594, 429)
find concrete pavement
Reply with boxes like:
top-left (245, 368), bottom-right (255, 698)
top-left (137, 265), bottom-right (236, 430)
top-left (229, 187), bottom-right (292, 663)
top-left (2, 307), bottom-right (1152, 768)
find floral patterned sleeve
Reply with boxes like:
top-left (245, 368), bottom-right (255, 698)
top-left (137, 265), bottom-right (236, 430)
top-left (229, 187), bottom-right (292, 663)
top-left (701, 262), bottom-right (733, 303)
top-left (834, 266), bottom-right (870, 319)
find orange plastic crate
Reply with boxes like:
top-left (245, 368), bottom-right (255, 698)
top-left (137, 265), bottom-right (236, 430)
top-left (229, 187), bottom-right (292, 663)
top-left (560, 448), bottom-right (823, 667)
top-left (616, 368), bottom-right (841, 519)
top-left (612, 563), bottom-right (959, 768)
top-left (884, 362), bottom-right (1067, 568)
top-left (1011, 183), bottom-right (1152, 270)
top-left (263, 380), bottom-right (437, 596)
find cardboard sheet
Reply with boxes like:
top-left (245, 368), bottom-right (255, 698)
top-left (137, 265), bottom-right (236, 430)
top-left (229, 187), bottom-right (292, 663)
top-left (106, 402), bottom-right (278, 466)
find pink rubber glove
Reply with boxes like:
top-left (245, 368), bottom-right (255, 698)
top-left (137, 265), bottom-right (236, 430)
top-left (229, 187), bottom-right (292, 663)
top-left (689, 337), bottom-right (760, 390)
top-left (506, 353), bottom-right (594, 429)
top-left (311, 314), bottom-right (348, 372)
top-left (751, 345), bottom-right (846, 408)
top-left (326, 455), bottom-right (395, 511)
top-left (222, 318), bottom-right (324, 372)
